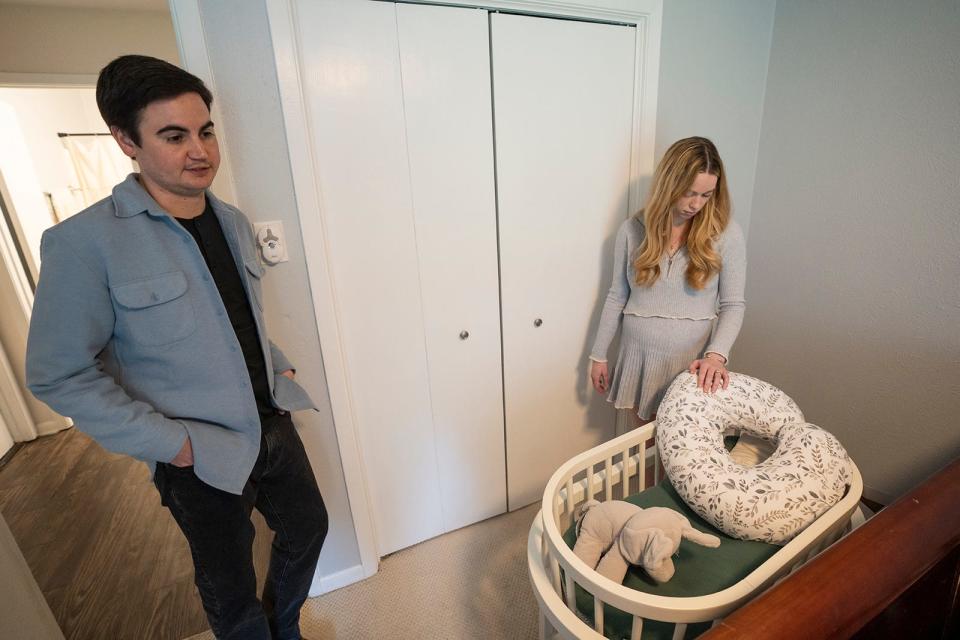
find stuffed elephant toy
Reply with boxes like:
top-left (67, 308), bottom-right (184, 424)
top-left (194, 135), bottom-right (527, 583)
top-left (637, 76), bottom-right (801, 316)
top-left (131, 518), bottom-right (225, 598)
top-left (573, 499), bottom-right (721, 584)
top-left (572, 499), bottom-right (642, 571)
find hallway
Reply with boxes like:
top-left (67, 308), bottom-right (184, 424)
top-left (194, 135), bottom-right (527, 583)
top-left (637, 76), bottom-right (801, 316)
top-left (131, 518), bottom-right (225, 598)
top-left (0, 428), bottom-right (272, 640)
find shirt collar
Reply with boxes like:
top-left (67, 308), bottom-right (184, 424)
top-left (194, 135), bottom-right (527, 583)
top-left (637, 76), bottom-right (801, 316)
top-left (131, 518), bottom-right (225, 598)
top-left (111, 173), bottom-right (164, 218)
top-left (111, 173), bottom-right (234, 224)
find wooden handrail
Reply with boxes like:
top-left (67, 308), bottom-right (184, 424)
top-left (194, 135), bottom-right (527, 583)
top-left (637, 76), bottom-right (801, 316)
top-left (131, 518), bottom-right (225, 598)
top-left (703, 456), bottom-right (960, 640)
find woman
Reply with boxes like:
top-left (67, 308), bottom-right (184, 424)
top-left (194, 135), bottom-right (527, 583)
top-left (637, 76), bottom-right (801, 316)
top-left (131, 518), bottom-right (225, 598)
top-left (589, 137), bottom-right (745, 429)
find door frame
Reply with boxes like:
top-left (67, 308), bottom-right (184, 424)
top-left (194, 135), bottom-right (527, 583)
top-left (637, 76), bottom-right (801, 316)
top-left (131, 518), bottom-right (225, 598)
top-left (177, 0), bottom-right (662, 583)
top-left (0, 172), bottom-right (37, 448)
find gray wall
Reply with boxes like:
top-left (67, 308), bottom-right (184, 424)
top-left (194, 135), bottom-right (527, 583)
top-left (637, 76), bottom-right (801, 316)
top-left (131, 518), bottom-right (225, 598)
top-left (736, 0), bottom-right (960, 501)
top-left (196, 1), bottom-right (361, 578)
top-left (655, 0), bottom-right (777, 236)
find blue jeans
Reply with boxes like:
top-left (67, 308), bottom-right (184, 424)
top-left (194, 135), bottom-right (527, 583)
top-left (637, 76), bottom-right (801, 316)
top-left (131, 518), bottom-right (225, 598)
top-left (154, 412), bottom-right (328, 640)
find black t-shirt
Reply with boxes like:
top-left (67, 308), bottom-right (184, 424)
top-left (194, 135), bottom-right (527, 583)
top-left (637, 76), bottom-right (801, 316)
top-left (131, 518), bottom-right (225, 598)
top-left (176, 201), bottom-right (274, 417)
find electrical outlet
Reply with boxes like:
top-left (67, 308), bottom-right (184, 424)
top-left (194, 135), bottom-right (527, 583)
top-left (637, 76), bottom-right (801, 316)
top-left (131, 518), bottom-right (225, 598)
top-left (253, 221), bottom-right (289, 265)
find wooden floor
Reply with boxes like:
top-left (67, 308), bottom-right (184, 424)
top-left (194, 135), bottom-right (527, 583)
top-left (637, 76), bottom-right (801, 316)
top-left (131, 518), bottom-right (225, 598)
top-left (0, 427), bottom-right (272, 640)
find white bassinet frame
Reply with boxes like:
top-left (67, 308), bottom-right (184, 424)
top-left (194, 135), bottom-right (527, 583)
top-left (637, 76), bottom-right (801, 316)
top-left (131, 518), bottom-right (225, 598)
top-left (527, 421), bottom-right (863, 640)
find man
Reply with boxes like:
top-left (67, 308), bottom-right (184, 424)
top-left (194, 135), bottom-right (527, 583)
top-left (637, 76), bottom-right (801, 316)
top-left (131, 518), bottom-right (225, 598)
top-left (26, 55), bottom-right (327, 640)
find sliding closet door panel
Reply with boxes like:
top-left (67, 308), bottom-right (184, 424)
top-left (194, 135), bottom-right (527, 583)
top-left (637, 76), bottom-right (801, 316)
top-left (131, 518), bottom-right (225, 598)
top-left (397, 4), bottom-right (506, 531)
top-left (293, 0), bottom-right (442, 554)
top-left (493, 14), bottom-right (635, 508)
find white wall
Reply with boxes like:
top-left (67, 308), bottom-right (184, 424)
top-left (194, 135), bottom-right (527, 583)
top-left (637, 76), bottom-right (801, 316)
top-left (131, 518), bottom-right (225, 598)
top-left (736, 0), bottom-right (960, 501)
top-left (194, 0), bottom-right (362, 582)
top-left (0, 4), bottom-right (179, 76)
top-left (654, 0), bottom-right (776, 236)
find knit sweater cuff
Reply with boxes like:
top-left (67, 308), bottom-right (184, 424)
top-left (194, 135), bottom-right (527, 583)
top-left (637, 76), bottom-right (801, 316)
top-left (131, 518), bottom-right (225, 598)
top-left (703, 350), bottom-right (729, 365)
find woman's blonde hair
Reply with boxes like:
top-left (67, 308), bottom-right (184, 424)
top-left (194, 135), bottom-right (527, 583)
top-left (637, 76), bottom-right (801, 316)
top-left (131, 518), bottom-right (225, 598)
top-left (633, 137), bottom-right (731, 290)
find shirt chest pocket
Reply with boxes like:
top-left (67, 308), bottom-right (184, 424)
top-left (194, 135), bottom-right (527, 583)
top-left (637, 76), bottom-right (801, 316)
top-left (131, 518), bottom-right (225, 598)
top-left (111, 271), bottom-right (197, 347)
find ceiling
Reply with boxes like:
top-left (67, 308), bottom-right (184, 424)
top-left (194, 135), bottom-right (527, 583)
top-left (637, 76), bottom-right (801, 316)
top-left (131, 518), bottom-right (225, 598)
top-left (0, 0), bottom-right (168, 10)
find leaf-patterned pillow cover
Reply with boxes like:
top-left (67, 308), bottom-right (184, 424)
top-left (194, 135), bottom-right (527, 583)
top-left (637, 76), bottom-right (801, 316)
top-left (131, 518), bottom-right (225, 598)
top-left (657, 372), bottom-right (853, 544)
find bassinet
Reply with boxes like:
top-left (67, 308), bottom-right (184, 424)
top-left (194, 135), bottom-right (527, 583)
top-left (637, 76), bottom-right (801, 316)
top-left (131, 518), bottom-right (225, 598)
top-left (527, 421), bottom-right (863, 640)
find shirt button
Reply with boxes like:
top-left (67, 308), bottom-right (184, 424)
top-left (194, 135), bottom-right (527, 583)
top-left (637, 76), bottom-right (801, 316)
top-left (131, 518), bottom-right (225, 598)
top-left (230, 346), bottom-right (238, 352)
top-left (182, 238), bottom-right (190, 244)
top-left (217, 310), bottom-right (225, 316)
top-left (202, 275), bottom-right (210, 281)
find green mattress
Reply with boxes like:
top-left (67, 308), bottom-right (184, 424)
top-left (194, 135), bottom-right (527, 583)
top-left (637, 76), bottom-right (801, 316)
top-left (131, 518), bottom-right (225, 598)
top-left (561, 477), bottom-right (779, 640)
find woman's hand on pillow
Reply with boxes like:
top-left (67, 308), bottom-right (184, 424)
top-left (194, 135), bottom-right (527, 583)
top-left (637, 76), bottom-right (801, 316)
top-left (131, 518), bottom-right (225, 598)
top-left (689, 355), bottom-right (728, 393)
top-left (590, 360), bottom-right (609, 394)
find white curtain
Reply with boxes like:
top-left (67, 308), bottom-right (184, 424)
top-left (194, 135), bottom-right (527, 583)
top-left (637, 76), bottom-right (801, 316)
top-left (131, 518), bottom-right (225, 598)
top-left (59, 135), bottom-right (132, 216)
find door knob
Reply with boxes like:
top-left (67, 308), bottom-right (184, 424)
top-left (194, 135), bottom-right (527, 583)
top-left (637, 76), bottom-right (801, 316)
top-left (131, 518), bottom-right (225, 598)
top-left (534, 318), bottom-right (543, 327)
top-left (459, 330), bottom-right (469, 340)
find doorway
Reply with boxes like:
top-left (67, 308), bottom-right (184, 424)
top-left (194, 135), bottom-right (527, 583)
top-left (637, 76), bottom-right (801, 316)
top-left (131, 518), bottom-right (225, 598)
top-left (0, 86), bottom-right (134, 283)
top-left (0, 85), bottom-right (119, 454)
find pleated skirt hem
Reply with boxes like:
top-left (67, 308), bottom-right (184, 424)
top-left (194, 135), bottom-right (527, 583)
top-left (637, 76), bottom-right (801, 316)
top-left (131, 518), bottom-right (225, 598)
top-left (606, 315), bottom-right (713, 420)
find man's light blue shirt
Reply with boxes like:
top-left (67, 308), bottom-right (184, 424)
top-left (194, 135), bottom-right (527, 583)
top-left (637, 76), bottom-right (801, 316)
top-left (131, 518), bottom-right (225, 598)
top-left (26, 174), bottom-right (315, 494)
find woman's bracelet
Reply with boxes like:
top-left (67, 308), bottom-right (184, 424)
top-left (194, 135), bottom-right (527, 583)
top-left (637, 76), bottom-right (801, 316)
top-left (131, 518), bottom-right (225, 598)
top-left (704, 352), bottom-right (727, 365)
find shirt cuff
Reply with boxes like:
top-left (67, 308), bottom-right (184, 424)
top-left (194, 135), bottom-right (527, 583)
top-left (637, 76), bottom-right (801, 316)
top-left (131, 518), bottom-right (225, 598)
top-left (150, 419), bottom-right (190, 463)
top-left (588, 356), bottom-right (608, 364)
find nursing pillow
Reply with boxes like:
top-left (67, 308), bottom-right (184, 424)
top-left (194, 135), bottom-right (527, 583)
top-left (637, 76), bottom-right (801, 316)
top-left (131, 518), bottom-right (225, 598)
top-left (657, 372), bottom-right (852, 544)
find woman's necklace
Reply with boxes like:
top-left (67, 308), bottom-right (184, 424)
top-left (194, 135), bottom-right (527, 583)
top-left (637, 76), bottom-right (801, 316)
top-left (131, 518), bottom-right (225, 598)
top-left (668, 235), bottom-right (685, 258)
top-left (668, 220), bottom-right (690, 258)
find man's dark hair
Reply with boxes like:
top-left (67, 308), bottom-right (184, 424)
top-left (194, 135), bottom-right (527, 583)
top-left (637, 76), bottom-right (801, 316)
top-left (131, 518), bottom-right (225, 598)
top-left (96, 55), bottom-right (213, 146)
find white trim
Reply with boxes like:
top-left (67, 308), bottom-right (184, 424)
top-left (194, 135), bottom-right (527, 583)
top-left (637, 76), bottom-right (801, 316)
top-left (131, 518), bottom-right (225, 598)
top-left (0, 172), bottom-right (34, 318)
top-left (265, 0), bottom-right (381, 580)
top-left (0, 171), bottom-right (42, 444)
top-left (33, 418), bottom-right (72, 437)
top-left (0, 337), bottom-right (35, 443)
top-left (0, 141), bottom-right (72, 444)
top-left (308, 562), bottom-right (367, 598)
top-left (628, 6), bottom-right (661, 213)
top-left (398, 0), bottom-right (661, 23)
top-left (167, 0), bottom-right (238, 205)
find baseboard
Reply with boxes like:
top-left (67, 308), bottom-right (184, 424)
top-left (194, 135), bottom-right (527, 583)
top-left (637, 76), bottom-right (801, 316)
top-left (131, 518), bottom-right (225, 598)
top-left (0, 442), bottom-right (23, 469)
top-left (34, 418), bottom-right (72, 436)
top-left (308, 563), bottom-right (367, 597)
top-left (862, 484), bottom-right (894, 508)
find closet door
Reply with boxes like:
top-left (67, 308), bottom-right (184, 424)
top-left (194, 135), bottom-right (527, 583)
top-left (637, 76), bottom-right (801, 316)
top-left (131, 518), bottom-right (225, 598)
top-left (396, 4), bottom-right (505, 533)
top-left (294, 0), bottom-right (439, 555)
top-left (492, 13), bottom-right (636, 508)
top-left (293, 0), bottom-right (503, 554)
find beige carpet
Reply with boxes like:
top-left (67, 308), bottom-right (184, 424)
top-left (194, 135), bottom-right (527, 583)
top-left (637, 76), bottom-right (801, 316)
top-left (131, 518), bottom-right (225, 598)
top-left (187, 503), bottom-right (541, 640)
